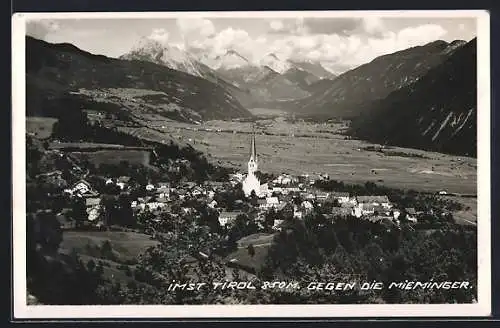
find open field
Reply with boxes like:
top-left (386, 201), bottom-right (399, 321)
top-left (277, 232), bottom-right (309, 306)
top-left (70, 149), bottom-right (151, 167)
top-left (60, 230), bottom-right (159, 263)
top-left (49, 142), bottom-right (150, 150)
top-left (26, 116), bottom-right (58, 139)
top-left (441, 195), bottom-right (478, 226)
top-left (78, 254), bottom-right (135, 283)
top-left (226, 243), bottom-right (271, 273)
top-left (133, 115), bottom-right (477, 195)
top-left (237, 233), bottom-right (276, 248)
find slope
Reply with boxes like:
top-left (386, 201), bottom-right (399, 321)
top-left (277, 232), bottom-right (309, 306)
top-left (281, 40), bottom-right (468, 118)
top-left (348, 38), bottom-right (477, 157)
top-left (26, 36), bottom-right (252, 122)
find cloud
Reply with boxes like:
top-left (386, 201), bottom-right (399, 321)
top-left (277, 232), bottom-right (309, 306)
top-left (267, 18), bottom-right (307, 35)
top-left (26, 19), bottom-right (60, 40)
top-left (147, 28), bottom-right (169, 44)
top-left (176, 18), bottom-right (216, 38)
top-left (263, 23), bottom-right (448, 72)
top-left (269, 20), bottom-right (284, 32)
top-left (179, 18), bottom-right (449, 74)
top-left (361, 17), bottom-right (387, 38)
top-left (302, 17), bottom-right (362, 36)
top-left (268, 17), bottom-right (389, 38)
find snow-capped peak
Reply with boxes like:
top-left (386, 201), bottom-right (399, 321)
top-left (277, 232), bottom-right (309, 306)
top-left (121, 37), bottom-right (204, 77)
top-left (209, 49), bottom-right (252, 70)
top-left (259, 53), bottom-right (292, 74)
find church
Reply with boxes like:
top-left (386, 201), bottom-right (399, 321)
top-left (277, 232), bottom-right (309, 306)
top-left (242, 126), bottom-right (268, 198)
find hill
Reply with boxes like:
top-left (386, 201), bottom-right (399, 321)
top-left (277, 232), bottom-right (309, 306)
top-left (26, 36), bottom-right (252, 122)
top-left (348, 38), bottom-right (477, 157)
top-left (275, 40), bottom-right (468, 118)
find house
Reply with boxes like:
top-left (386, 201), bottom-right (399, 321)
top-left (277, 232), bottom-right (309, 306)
top-left (356, 195), bottom-right (391, 208)
top-left (283, 187), bottom-right (301, 193)
top-left (271, 187), bottom-right (283, 195)
top-left (184, 182), bottom-right (197, 190)
top-left (405, 208), bottom-right (418, 223)
top-left (331, 207), bottom-right (352, 218)
top-left (218, 211), bottom-right (242, 227)
top-left (328, 192), bottom-right (350, 204)
top-left (301, 200), bottom-right (314, 211)
top-left (85, 197), bottom-right (102, 221)
top-left (300, 192), bottom-right (315, 201)
top-left (208, 200), bottom-right (218, 209)
top-left (272, 219), bottom-right (285, 231)
top-left (66, 180), bottom-right (99, 198)
top-left (230, 173), bottom-right (245, 182)
top-left (260, 183), bottom-right (269, 195)
top-left (156, 182), bottom-right (171, 192)
top-left (116, 176), bottom-right (131, 190)
top-left (258, 197), bottom-right (280, 210)
top-left (256, 199), bottom-right (267, 208)
top-left (145, 201), bottom-right (168, 211)
top-left (210, 181), bottom-right (226, 190)
top-left (293, 206), bottom-right (304, 219)
top-left (315, 192), bottom-right (330, 202)
top-left (191, 186), bottom-right (204, 197)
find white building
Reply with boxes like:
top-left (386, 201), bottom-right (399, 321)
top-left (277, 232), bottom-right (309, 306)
top-left (329, 192), bottom-right (350, 204)
top-left (356, 196), bottom-right (391, 209)
top-left (258, 197), bottom-right (280, 210)
top-left (242, 126), bottom-right (264, 197)
top-left (218, 211), bottom-right (241, 227)
top-left (301, 200), bottom-right (314, 211)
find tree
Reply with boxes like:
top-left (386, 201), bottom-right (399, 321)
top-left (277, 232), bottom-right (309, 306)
top-left (247, 244), bottom-right (256, 257)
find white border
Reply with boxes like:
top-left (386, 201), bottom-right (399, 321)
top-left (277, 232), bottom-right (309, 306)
top-left (12, 10), bottom-right (491, 319)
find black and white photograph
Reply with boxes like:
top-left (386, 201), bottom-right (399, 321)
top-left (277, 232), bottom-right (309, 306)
top-left (12, 10), bottom-right (491, 318)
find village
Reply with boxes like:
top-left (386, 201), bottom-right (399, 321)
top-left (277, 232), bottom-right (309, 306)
top-left (58, 170), bottom-right (419, 233)
top-left (27, 128), bottom-right (462, 280)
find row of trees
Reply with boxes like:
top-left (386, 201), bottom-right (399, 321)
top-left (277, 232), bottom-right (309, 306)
top-left (314, 180), bottom-right (464, 212)
top-left (259, 215), bottom-right (477, 304)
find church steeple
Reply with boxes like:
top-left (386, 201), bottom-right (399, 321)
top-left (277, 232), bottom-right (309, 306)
top-left (250, 124), bottom-right (257, 162)
top-left (242, 123), bottom-right (261, 197)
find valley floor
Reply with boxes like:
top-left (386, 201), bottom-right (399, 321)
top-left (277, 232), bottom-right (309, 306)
top-left (123, 110), bottom-right (478, 226)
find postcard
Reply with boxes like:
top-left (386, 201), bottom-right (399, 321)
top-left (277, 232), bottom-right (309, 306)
top-left (12, 9), bottom-right (491, 319)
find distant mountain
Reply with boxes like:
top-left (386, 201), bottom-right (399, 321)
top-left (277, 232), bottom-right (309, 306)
top-left (212, 49), bottom-right (252, 70)
top-left (348, 38), bottom-right (477, 157)
top-left (280, 40), bottom-right (468, 118)
top-left (121, 38), bottom-right (207, 78)
top-left (121, 39), bottom-right (247, 97)
top-left (303, 78), bottom-right (337, 94)
top-left (26, 36), bottom-right (252, 122)
top-left (207, 51), bottom-right (310, 106)
top-left (288, 59), bottom-right (337, 80)
top-left (259, 53), bottom-right (293, 74)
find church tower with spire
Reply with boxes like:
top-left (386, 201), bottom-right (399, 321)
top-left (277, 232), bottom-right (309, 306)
top-left (242, 124), bottom-right (262, 197)
top-left (248, 125), bottom-right (258, 174)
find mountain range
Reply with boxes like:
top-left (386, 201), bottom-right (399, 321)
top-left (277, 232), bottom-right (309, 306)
top-left (26, 35), bottom-right (477, 157)
top-left (120, 40), bottom-right (337, 107)
top-left (26, 36), bottom-right (252, 123)
top-left (348, 38), bottom-right (477, 157)
top-left (268, 39), bottom-right (469, 118)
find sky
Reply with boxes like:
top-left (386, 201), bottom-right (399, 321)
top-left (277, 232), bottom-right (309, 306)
top-left (25, 14), bottom-right (477, 74)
